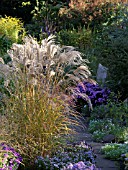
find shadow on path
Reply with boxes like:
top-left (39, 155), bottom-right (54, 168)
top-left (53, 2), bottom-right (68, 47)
top-left (71, 118), bottom-right (120, 170)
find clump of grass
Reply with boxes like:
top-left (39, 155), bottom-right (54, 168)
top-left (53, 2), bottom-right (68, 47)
top-left (0, 35), bottom-right (91, 166)
top-left (1, 72), bottom-right (78, 166)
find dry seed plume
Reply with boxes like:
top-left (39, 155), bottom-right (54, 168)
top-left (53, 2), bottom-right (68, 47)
top-left (1, 35), bottom-right (94, 91)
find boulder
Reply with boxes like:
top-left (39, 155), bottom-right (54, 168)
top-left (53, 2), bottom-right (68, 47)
top-left (103, 134), bottom-right (115, 143)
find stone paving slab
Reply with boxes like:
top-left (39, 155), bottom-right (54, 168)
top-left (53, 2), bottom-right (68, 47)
top-left (72, 132), bottom-right (120, 170)
top-left (70, 117), bottom-right (121, 170)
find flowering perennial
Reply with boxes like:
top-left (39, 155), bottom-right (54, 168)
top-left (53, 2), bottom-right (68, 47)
top-left (0, 143), bottom-right (22, 170)
top-left (73, 81), bottom-right (111, 108)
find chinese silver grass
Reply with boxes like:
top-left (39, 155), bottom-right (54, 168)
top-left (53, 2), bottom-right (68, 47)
top-left (6, 35), bottom-right (92, 90)
top-left (0, 35), bottom-right (94, 165)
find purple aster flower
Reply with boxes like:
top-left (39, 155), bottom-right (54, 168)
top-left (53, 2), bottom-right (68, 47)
top-left (0, 143), bottom-right (22, 170)
top-left (72, 161), bottom-right (86, 170)
top-left (73, 81), bottom-right (112, 108)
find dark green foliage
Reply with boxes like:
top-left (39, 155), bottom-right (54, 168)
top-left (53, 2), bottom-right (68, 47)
top-left (93, 26), bottom-right (128, 101)
top-left (89, 102), bottom-right (128, 142)
top-left (57, 27), bottom-right (93, 52)
top-left (101, 143), bottom-right (128, 160)
top-left (0, 35), bottom-right (12, 55)
top-left (0, 35), bottom-right (12, 63)
top-left (0, 0), bottom-right (36, 23)
top-left (25, 1), bottom-right (68, 39)
top-left (91, 102), bottom-right (128, 126)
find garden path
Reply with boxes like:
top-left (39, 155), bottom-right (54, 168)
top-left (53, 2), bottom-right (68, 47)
top-left (71, 117), bottom-right (120, 170)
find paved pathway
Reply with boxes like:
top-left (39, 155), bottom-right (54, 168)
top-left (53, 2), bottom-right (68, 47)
top-left (71, 118), bottom-right (120, 170)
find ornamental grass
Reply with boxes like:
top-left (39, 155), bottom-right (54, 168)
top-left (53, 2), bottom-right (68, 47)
top-left (0, 35), bottom-right (91, 166)
top-left (0, 71), bottom-right (78, 166)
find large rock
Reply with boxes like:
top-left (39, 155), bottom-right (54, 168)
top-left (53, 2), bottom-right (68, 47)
top-left (96, 63), bottom-right (108, 86)
top-left (103, 134), bottom-right (115, 143)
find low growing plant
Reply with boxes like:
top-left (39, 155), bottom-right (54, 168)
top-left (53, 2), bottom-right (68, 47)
top-left (72, 81), bottom-right (111, 112)
top-left (90, 102), bottom-right (128, 126)
top-left (34, 141), bottom-right (98, 170)
top-left (101, 143), bottom-right (128, 160)
top-left (0, 142), bottom-right (22, 170)
top-left (89, 119), bottom-right (128, 142)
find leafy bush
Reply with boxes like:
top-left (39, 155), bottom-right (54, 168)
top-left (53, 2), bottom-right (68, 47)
top-left (0, 16), bottom-right (25, 43)
top-left (101, 143), bottom-right (128, 160)
top-left (25, 1), bottom-right (67, 39)
top-left (89, 119), bottom-right (128, 142)
top-left (59, 0), bottom-right (127, 31)
top-left (0, 142), bottom-right (22, 170)
top-left (89, 119), bottom-right (115, 134)
top-left (57, 27), bottom-right (93, 52)
top-left (0, 35), bottom-right (12, 56)
top-left (91, 102), bottom-right (128, 126)
top-left (93, 24), bottom-right (128, 101)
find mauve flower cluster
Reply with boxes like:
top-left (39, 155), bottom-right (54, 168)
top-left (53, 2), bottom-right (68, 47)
top-left (65, 161), bottom-right (100, 170)
top-left (0, 143), bottom-right (22, 170)
top-left (35, 141), bottom-right (100, 170)
top-left (73, 81), bottom-right (111, 108)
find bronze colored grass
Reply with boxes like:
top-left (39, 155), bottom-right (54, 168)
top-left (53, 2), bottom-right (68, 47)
top-left (0, 35), bottom-right (91, 165)
top-left (1, 73), bottom-right (79, 165)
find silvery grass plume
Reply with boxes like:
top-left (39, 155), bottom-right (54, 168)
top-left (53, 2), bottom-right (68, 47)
top-left (7, 35), bottom-right (92, 87)
top-left (1, 35), bottom-right (94, 108)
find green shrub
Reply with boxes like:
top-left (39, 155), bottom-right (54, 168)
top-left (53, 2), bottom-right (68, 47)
top-left (91, 101), bottom-right (128, 126)
top-left (57, 27), bottom-right (93, 52)
top-left (89, 119), bottom-right (114, 133)
top-left (0, 35), bottom-right (12, 55)
top-left (101, 143), bottom-right (128, 160)
top-left (92, 131), bottom-right (107, 142)
top-left (89, 119), bottom-right (128, 142)
top-left (0, 35), bottom-right (12, 63)
top-left (92, 25), bottom-right (128, 101)
top-left (25, 1), bottom-right (66, 39)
